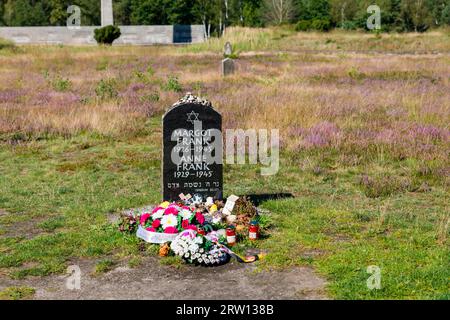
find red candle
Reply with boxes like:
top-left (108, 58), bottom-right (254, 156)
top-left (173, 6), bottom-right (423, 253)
top-left (249, 220), bottom-right (259, 241)
top-left (226, 226), bottom-right (236, 246)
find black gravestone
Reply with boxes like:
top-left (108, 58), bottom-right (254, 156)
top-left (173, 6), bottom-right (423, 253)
top-left (162, 94), bottom-right (223, 201)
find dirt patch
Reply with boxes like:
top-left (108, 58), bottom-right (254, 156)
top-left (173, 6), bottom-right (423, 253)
top-left (0, 257), bottom-right (328, 300)
top-left (0, 209), bottom-right (9, 217)
top-left (0, 215), bottom-right (47, 239)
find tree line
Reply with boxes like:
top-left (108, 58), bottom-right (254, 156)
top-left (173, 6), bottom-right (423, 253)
top-left (0, 0), bottom-right (449, 34)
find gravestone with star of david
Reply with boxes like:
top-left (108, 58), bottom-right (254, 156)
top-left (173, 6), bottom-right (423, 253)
top-left (162, 93), bottom-right (223, 201)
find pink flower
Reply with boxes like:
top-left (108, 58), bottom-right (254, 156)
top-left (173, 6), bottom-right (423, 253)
top-left (164, 226), bottom-right (178, 234)
top-left (152, 220), bottom-right (161, 228)
top-left (187, 224), bottom-right (197, 231)
top-left (164, 206), bottom-right (179, 215)
top-left (140, 213), bottom-right (151, 225)
top-left (152, 207), bottom-right (164, 214)
top-left (146, 227), bottom-right (156, 232)
top-left (195, 212), bottom-right (205, 225)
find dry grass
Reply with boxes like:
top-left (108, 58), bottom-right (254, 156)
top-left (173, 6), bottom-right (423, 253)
top-left (0, 29), bottom-right (449, 164)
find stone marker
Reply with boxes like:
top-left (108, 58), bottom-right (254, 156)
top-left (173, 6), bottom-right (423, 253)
top-left (224, 42), bottom-right (233, 56)
top-left (101, 0), bottom-right (114, 26)
top-left (162, 93), bottom-right (223, 201)
top-left (222, 58), bottom-right (235, 76)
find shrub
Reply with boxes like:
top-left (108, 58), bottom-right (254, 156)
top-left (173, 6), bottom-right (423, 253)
top-left (162, 76), bottom-right (183, 93)
top-left (347, 67), bottom-right (366, 80)
top-left (311, 19), bottom-right (332, 32)
top-left (140, 92), bottom-right (160, 103)
top-left (95, 78), bottom-right (118, 100)
top-left (93, 25), bottom-right (121, 45)
top-left (0, 37), bottom-right (16, 51)
top-left (442, 5), bottom-right (450, 25)
top-left (295, 20), bottom-right (311, 32)
top-left (340, 20), bottom-right (358, 30)
top-left (52, 76), bottom-right (72, 92)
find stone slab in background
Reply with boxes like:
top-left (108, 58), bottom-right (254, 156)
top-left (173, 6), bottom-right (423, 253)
top-left (222, 58), bottom-right (235, 76)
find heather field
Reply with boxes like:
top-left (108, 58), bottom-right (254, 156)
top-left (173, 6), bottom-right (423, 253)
top-left (0, 28), bottom-right (449, 299)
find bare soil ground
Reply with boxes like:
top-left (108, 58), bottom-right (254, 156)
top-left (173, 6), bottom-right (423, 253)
top-left (0, 256), bottom-right (327, 300)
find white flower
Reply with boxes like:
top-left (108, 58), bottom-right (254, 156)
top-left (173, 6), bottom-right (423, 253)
top-left (180, 209), bottom-right (193, 220)
top-left (188, 244), bottom-right (199, 253)
top-left (199, 248), bottom-right (204, 253)
top-left (184, 253), bottom-right (190, 258)
top-left (152, 209), bottom-right (165, 219)
top-left (194, 237), bottom-right (203, 244)
top-left (198, 258), bottom-right (203, 263)
top-left (204, 258), bottom-right (210, 264)
top-left (161, 214), bottom-right (178, 229)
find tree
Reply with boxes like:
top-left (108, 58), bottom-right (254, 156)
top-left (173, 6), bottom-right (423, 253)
top-left (75, 0), bottom-right (100, 25)
top-left (330, 0), bottom-right (359, 27)
top-left (114, 0), bottom-right (132, 25)
top-left (401, 0), bottom-right (433, 32)
top-left (296, 0), bottom-right (331, 21)
top-left (442, 2), bottom-right (450, 25)
top-left (3, 0), bottom-right (48, 26)
top-left (264, 0), bottom-right (295, 25)
top-left (241, 0), bottom-right (263, 27)
top-left (130, 0), bottom-right (170, 25)
top-left (167, 0), bottom-right (198, 25)
top-left (193, 0), bottom-right (216, 37)
top-left (0, 0), bottom-right (5, 26)
top-left (48, 0), bottom-right (67, 25)
top-left (428, 0), bottom-right (450, 26)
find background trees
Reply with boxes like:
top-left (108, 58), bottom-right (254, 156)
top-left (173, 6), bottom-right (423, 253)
top-left (0, 0), bottom-right (448, 32)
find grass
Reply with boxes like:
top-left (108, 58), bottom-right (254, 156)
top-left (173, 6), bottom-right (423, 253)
top-left (94, 258), bottom-right (116, 275)
top-left (0, 28), bottom-right (448, 299)
top-left (0, 37), bottom-right (16, 51)
top-left (0, 286), bottom-right (35, 300)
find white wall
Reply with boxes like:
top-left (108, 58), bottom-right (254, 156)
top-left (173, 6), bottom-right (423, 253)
top-left (0, 25), bottom-right (205, 45)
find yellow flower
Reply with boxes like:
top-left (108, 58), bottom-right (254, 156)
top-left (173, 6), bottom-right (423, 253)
top-left (210, 204), bottom-right (218, 213)
top-left (160, 201), bottom-right (170, 208)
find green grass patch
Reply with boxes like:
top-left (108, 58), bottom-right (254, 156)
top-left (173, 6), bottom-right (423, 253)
top-left (0, 286), bottom-right (35, 300)
top-left (94, 258), bottom-right (116, 274)
top-left (0, 124), bottom-right (448, 299)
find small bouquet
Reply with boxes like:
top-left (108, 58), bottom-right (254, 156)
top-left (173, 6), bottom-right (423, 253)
top-left (170, 229), bottom-right (228, 266)
top-left (137, 202), bottom-right (207, 244)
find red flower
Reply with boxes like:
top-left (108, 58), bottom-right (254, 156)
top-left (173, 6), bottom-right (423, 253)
top-left (146, 227), bottom-right (156, 232)
top-left (182, 220), bottom-right (189, 229)
top-left (164, 226), bottom-right (178, 234)
top-left (140, 213), bottom-right (151, 225)
top-left (187, 224), bottom-right (197, 231)
top-left (152, 219), bottom-right (161, 228)
top-left (164, 206), bottom-right (179, 215)
top-left (195, 212), bottom-right (205, 225)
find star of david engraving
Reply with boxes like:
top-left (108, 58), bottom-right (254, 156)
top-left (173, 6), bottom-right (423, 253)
top-left (186, 111), bottom-right (199, 124)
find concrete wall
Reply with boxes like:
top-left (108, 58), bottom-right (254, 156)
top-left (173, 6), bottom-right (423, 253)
top-left (0, 25), bottom-right (205, 45)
